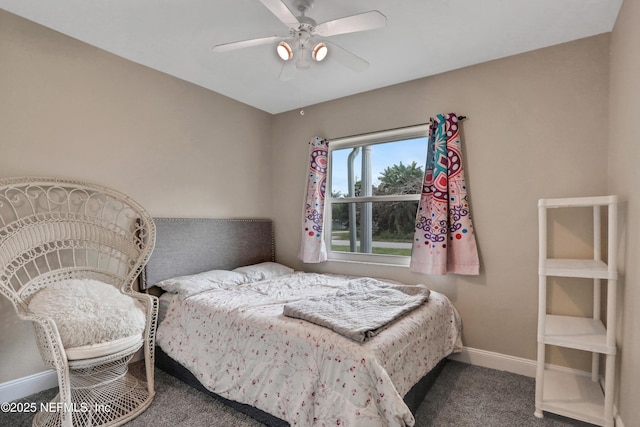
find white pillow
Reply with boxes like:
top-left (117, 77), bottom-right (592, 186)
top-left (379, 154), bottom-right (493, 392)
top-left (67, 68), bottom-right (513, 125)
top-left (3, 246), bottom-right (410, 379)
top-left (28, 279), bottom-right (146, 348)
top-left (232, 262), bottom-right (294, 282)
top-left (154, 269), bottom-right (248, 297)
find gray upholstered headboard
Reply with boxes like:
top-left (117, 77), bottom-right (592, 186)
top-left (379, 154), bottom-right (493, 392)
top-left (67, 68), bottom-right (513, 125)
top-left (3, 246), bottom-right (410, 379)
top-left (141, 218), bottom-right (274, 290)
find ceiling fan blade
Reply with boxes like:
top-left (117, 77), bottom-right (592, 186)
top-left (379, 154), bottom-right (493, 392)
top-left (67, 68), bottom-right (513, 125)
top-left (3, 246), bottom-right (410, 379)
top-left (279, 60), bottom-right (297, 81)
top-left (259, 0), bottom-right (300, 29)
top-left (213, 35), bottom-right (282, 53)
top-left (314, 10), bottom-right (387, 37)
top-left (325, 41), bottom-right (369, 72)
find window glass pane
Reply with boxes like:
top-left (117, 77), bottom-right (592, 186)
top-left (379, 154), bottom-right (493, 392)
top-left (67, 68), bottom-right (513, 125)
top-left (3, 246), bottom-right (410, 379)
top-left (327, 128), bottom-right (428, 263)
top-left (330, 138), bottom-right (427, 198)
top-left (330, 201), bottom-right (418, 256)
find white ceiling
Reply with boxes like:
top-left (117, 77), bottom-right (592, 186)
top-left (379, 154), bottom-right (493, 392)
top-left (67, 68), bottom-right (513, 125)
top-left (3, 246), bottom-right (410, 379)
top-left (1, 0), bottom-right (623, 114)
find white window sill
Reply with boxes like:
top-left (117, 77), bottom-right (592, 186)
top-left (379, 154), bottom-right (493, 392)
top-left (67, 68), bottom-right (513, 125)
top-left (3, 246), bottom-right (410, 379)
top-left (327, 252), bottom-right (410, 268)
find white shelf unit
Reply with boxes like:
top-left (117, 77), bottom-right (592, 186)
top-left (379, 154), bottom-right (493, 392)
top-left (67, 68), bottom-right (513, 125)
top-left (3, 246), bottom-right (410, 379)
top-left (535, 195), bottom-right (618, 427)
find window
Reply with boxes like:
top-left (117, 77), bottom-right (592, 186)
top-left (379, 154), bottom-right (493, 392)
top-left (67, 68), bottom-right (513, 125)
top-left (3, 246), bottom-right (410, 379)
top-left (326, 125), bottom-right (429, 265)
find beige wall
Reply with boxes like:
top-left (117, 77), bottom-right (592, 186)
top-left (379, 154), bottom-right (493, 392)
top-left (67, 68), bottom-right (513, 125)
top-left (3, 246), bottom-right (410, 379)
top-left (609, 0), bottom-right (640, 423)
top-left (272, 34), bottom-right (611, 369)
top-left (0, 10), bottom-right (273, 382)
top-left (2, 6), bottom-right (636, 424)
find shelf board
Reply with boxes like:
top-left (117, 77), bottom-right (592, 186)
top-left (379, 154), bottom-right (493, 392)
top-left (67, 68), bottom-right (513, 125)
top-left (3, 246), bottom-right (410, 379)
top-left (540, 259), bottom-right (616, 279)
top-left (540, 315), bottom-right (615, 354)
top-left (539, 369), bottom-right (608, 426)
top-left (538, 195), bottom-right (618, 208)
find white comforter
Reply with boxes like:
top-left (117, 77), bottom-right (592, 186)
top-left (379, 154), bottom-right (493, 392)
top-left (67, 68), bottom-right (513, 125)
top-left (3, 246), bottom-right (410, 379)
top-left (156, 272), bottom-right (462, 427)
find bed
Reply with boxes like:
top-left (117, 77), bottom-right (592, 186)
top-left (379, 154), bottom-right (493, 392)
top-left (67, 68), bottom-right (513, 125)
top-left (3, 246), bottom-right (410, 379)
top-left (142, 218), bottom-right (462, 427)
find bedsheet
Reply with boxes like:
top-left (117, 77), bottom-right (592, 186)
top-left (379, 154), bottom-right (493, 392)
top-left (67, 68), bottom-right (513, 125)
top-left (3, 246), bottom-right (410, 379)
top-left (156, 272), bottom-right (462, 427)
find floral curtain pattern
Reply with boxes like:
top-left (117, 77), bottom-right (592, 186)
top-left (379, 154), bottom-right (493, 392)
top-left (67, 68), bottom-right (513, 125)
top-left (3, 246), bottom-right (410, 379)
top-left (410, 113), bottom-right (479, 275)
top-left (298, 137), bottom-right (329, 263)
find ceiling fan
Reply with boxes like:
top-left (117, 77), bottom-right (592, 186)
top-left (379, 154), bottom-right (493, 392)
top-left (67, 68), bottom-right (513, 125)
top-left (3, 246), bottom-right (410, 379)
top-left (212, 0), bottom-right (387, 81)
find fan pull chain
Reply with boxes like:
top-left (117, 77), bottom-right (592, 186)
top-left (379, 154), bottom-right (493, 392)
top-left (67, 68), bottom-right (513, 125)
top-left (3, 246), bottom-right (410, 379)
top-left (300, 77), bottom-right (305, 116)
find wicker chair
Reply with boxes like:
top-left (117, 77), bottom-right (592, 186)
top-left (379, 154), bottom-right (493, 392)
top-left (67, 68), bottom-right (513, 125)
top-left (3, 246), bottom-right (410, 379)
top-left (0, 177), bottom-right (158, 427)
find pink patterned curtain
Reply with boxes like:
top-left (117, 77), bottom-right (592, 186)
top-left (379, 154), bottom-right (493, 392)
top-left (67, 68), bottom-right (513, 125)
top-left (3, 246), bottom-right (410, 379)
top-left (410, 113), bottom-right (479, 275)
top-left (298, 137), bottom-right (329, 263)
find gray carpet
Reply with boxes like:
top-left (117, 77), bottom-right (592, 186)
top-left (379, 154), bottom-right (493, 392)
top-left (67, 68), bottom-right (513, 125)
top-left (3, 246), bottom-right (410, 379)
top-left (2, 361), bottom-right (596, 427)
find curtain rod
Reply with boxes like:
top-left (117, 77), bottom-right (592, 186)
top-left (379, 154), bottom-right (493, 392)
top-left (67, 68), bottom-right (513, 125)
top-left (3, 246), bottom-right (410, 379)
top-left (327, 115), bottom-right (467, 143)
top-left (432, 115), bottom-right (467, 121)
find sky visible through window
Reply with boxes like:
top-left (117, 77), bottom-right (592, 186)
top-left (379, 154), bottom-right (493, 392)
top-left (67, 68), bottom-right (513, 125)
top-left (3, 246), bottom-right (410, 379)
top-left (331, 137), bottom-right (428, 196)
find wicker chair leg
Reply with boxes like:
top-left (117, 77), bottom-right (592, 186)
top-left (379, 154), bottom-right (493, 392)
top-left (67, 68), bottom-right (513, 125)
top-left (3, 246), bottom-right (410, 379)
top-left (32, 344), bottom-right (152, 427)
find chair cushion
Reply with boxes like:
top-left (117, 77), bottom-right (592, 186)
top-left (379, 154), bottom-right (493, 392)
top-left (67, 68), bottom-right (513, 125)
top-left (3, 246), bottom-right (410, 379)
top-left (65, 333), bottom-right (143, 360)
top-left (29, 279), bottom-right (146, 350)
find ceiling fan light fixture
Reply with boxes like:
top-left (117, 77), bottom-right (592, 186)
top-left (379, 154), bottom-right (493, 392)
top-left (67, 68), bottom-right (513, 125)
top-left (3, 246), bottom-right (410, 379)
top-left (277, 41), bottom-right (293, 61)
top-left (312, 42), bottom-right (328, 61)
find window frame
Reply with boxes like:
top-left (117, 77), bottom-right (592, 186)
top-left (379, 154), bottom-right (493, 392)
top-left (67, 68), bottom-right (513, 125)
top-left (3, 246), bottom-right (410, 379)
top-left (325, 124), bottom-right (430, 265)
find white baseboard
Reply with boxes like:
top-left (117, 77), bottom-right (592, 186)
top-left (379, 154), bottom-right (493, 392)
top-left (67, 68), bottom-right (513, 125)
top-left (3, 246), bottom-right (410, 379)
top-left (448, 346), bottom-right (538, 377)
top-left (0, 369), bottom-right (57, 403)
top-left (447, 346), bottom-right (600, 378)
